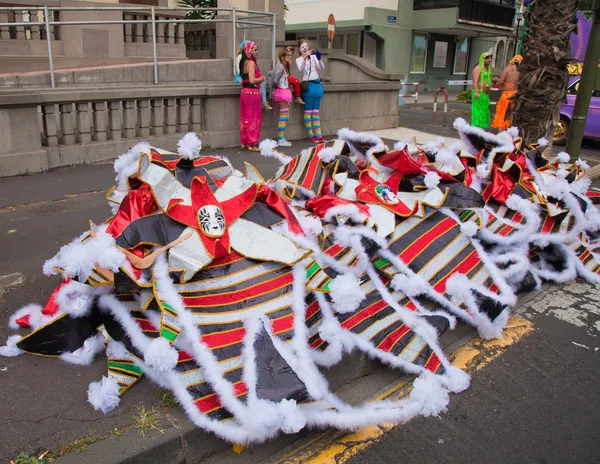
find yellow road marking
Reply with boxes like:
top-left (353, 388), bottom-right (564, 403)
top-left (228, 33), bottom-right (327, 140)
top-left (275, 315), bottom-right (534, 464)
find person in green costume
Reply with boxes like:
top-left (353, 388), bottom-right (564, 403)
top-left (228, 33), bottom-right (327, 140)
top-left (471, 52), bottom-right (494, 128)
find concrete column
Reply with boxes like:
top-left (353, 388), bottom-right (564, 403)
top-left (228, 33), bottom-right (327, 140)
top-left (137, 100), bottom-right (150, 137)
top-left (134, 15), bottom-right (144, 43)
top-left (122, 100), bottom-right (136, 139)
top-left (156, 16), bottom-right (164, 44)
top-left (124, 14), bottom-right (133, 43)
top-left (176, 23), bottom-right (184, 45)
top-left (151, 99), bottom-right (164, 136)
top-left (164, 98), bottom-right (176, 134)
top-left (166, 22), bottom-right (175, 44)
top-left (59, 103), bottom-right (75, 145)
top-left (92, 102), bottom-right (107, 142)
top-left (108, 101), bottom-right (122, 141)
top-left (14, 11), bottom-right (26, 40)
top-left (190, 97), bottom-right (202, 132)
top-left (42, 104), bottom-right (58, 147)
top-left (0, 12), bottom-right (9, 40)
top-left (29, 10), bottom-right (41, 40)
top-left (76, 103), bottom-right (92, 144)
top-left (177, 98), bottom-right (190, 133)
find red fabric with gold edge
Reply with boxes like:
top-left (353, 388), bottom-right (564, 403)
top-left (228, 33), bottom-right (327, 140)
top-left (15, 278), bottom-right (71, 328)
top-left (459, 157), bottom-right (474, 187)
top-left (256, 184), bottom-right (305, 236)
top-left (376, 149), bottom-right (426, 175)
top-left (106, 184), bottom-right (158, 238)
top-left (305, 195), bottom-right (371, 218)
top-left (356, 168), bottom-right (418, 216)
top-left (482, 165), bottom-right (516, 204)
top-left (150, 150), bottom-right (179, 170)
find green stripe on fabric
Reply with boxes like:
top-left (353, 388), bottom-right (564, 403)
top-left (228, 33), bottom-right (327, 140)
top-left (108, 362), bottom-right (143, 376)
top-left (161, 327), bottom-right (178, 342)
top-left (306, 262), bottom-right (321, 280)
top-left (373, 258), bottom-right (390, 269)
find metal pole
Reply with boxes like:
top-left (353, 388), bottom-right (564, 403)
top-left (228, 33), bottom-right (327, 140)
top-left (565, 2), bottom-right (600, 159)
top-left (151, 7), bottom-right (158, 85)
top-left (232, 7), bottom-right (237, 77)
top-left (44, 6), bottom-right (55, 89)
top-left (271, 12), bottom-right (276, 69)
top-left (513, 21), bottom-right (520, 57)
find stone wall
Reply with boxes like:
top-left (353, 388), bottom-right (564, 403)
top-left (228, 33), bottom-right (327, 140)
top-left (0, 79), bottom-right (400, 176)
top-left (0, 0), bottom-right (187, 73)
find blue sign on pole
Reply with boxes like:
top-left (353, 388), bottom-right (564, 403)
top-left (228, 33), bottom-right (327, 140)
top-left (387, 15), bottom-right (397, 23)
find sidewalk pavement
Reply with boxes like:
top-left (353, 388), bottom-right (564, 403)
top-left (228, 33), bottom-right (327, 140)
top-left (0, 127), bottom-right (597, 463)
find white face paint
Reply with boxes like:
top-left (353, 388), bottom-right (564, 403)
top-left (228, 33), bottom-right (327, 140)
top-left (300, 42), bottom-right (309, 54)
top-left (198, 205), bottom-right (226, 238)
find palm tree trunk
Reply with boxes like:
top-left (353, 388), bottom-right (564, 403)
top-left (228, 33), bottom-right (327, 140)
top-left (511, 0), bottom-right (578, 143)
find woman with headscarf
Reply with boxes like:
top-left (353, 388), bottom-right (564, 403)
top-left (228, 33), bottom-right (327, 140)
top-left (236, 40), bottom-right (271, 111)
top-left (492, 54), bottom-right (522, 132)
top-left (471, 52), bottom-right (494, 129)
top-left (239, 41), bottom-right (265, 152)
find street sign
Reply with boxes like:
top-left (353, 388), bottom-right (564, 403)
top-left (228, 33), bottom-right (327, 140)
top-left (327, 14), bottom-right (336, 42)
top-left (387, 15), bottom-right (397, 23)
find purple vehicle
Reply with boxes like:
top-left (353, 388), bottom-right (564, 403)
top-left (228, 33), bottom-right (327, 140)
top-left (553, 76), bottom-right (600, 145)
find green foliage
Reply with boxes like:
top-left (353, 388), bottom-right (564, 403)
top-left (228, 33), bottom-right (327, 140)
top-left (132, 406), bottom-right (165, 436)
top-left (13, 452), bottom-right (45, 464)
top-left (176, 0), bottom-right (217, 20)
top-left (455, 89), bottom-right (472, 102)
top-left (159, 389), bottom-right (178, 408)
top-left (54, 431), bottom-right (100, 456)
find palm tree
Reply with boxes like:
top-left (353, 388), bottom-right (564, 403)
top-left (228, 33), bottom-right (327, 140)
top-left (511, 0), bottom-right (578, 143)
top-left (176, 0), bottom-right (217, 20)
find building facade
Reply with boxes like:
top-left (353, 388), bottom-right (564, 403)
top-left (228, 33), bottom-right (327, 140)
top-left (285, 0), bottom-right (520, 90)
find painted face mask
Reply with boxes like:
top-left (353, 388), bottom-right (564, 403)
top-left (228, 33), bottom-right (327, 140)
top-left (198, 205), bottom-right (226, 238)
top-left (375, 184), bottom-right (400, 205)
top-left (300, 43), bottom-right (309, 54)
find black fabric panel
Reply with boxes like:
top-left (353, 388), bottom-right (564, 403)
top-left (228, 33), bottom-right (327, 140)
top-left (515, 271), bottom-right (538, 294)
top-left (440, 182), bottom-right (485, 208)
top-left (422, 314), bottom-right (451, 335)
top-left (473, 290), bottom-right (506, 321)
top-left (525, 148), bottom-right (548, 169)
top-left (17, 304), bottom-right (104, 356)
top-left (103, 311), bottom-right (145, 360)
top-left (255, 325), bottom-right (310, 403)
top-left (333, 156), bottom-right (361, 180)
top-left (242, 202), bottom-right (284, 227)
top-left (175, 165), bottom-right (219, 190)
top-left (116, 214), bottom-right (188, 249)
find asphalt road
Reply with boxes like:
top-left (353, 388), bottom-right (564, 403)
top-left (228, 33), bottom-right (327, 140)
top-left (398, 105), bottom-right (600, 163)
top-left (348, 282), bottom-right (600, 464)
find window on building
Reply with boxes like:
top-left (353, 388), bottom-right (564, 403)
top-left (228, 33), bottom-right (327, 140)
top-left (333, 35), bottom-right (343, 49)
top-left (410, 33), bottom-right (427, 74)
top-left (347, 34), bottom-right (360, 56)
top-left (319, 35), bottom-right (328, 50)
top-left (453, 37), bottom-right (469, 74)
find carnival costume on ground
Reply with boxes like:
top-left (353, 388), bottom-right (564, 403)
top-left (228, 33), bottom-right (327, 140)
top-left (492, 55), bottom-right (523, 131)
top-left (471, 52), bottom-right (493, 129)
top-left (2, 122), bottom-right (599, 443)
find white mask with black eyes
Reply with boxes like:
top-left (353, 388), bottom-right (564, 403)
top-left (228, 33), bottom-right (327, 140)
top-left (300, 43), bottom-right (309, 54)
top-left (198, 205), bottom-right (226, 238)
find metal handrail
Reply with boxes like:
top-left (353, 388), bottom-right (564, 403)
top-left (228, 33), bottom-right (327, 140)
top-left (0, 6), bottom-right (277, 89)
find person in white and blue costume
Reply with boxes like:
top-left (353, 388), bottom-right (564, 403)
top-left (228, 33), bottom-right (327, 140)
top-left (296, 39), bottom-right (324, 143)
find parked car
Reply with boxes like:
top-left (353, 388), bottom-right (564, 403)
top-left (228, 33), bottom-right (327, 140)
top-left (553, 76), bottom-right (600, 145)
